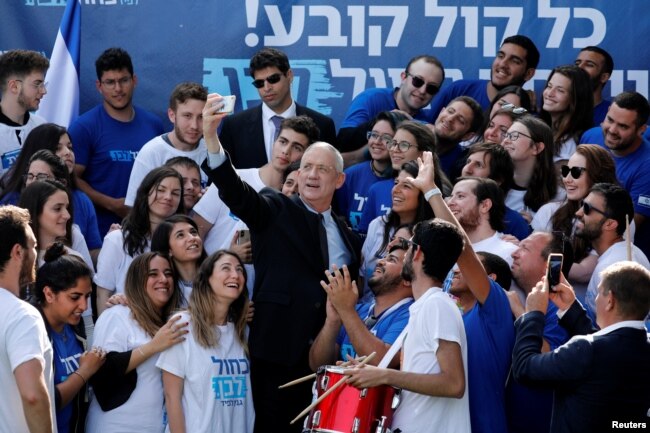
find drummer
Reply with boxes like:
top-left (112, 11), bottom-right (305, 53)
top-left (308, 225), bottom-right (414, 370)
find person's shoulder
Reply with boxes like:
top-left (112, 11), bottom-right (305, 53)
top-left (70, 104), bottom-right (103, 128)
top-left (223, 105), bottom-right (261, 124)
top-left (444, 79), bottom-right (486, 92)
top-left (344, 161), bottom-right (369, 176)
top-left (296, 103), bottom-right (333, 122)
top-left (352, 87), bottom-right (393, 100)
top-left (133, 105), bottom-right (163, 123)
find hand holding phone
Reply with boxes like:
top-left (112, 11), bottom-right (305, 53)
top-left (214, 95), bottom-right (236, 114)
top-left (546, 253), bottom-right (563, 292)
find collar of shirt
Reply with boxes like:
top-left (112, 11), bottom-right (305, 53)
top-left (300, 198), bottom-right (332, 218)
top-left (262, 101), bottom-right (297, 161)
top-left (592, 320), bottom-right (646, 336)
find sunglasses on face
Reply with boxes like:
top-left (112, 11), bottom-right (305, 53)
top-left (406, 73), bottom-right (439, 95)
top-left (251, 73), bottom-right (283, 88)
top-left (561, 165), bottom-right (587, 179)
top-left (395, 236), bottom-right (419, 251)
top-left (581, 200), bottom-right (610, 218)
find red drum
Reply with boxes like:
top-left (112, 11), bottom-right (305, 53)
top-left (304, 365), bottom-right (401, 433)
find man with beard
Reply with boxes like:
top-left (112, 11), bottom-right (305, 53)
top-left (429, 35), bottom-right (540, 119)
top-left (579, 92), bottom-right (650, 257)
top-left (447, 177), bottom-right (517, 265)
top-left (433, 96), bottom-right (484, 182)
top-left (309, 236), bottom-right (413, 370)
top-left (345, 218), bottom-right (470, 433)
top-left (219, 47), bottom-right (336, 169)
top-left (0, 205), bottom-right (56, 433)
top-left (574, 46), bottom-right (614, 125)
top-left (0, 50), bottom-right (49, 176)
top-left (574, 183), bottom-right (650, 322)
top-left (69, 47), bottom-right (164, 236)
top-left (125, 82), bottom-right (207, 207)
top-left (337, 55), bottom-right (445, 160)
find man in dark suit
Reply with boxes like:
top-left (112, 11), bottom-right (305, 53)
top-left (219, 47), bottom-right (337, 169)
top-left (202, 93), bottom-right (361, 433)
top-left (512, 261), bottom-right (650, 433)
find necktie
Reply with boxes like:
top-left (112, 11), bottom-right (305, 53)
top-left (271, 115), bottom-right (284, 141)
top-left (318, 214), bottom-right (330, 270)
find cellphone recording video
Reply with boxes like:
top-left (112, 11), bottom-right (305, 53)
top-left (237, 229), bottom-right (251, 245)
top-left (546, 253), bottom-right (563, 292)
top-left (214, 95), bottom-right (236, 114)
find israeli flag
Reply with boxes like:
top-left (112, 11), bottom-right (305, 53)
top-left (37, 0), bottom-right (81, 127)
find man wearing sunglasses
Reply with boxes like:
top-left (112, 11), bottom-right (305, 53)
top-left (575, 183), bottom-right (650, 323)
top-left (219, 47), bottom-right (336, 169)
top-left (0, 50), bottom-right (49, 176)
top-left (428, 35), bottom-right (539, 120)
top-left (337, 54), bottom-right (445, 157)
top-left (579, 92), bottom-right (650, 258)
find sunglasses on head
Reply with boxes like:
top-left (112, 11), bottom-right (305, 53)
top-left (406, 73), bottom-right (439, 95)
top-left (581, 200), bottom-right (610, 218)
top-left (252, 73), bottom-right (283, 88)
top-left (561, 165), bottom-right (587, 179)
top-left (501, 102), bottom-right (528, 115)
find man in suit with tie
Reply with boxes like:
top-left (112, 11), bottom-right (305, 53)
top-left (201, 93), bottom-right (361, 432)
top-left (512, 261), bottom-right (650, 432)
top-left (219, 47), bottom-right (337, 169)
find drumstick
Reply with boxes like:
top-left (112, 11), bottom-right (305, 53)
top-left (290, 351), bottom-right (377, 425)
top-left (277, 355), bottom-right (367, 389)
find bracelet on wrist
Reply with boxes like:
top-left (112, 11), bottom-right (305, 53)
top-left (73, 370), bottom-right (87, 385)
top-left (424, 187), bottom-right (441, 201)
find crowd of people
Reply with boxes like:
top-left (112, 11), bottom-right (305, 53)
top-left (0, 33), bottom-right (649, 433)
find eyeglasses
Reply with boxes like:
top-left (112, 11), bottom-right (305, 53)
top-left (502, 130), bottom-right (533, 141)
top-left (101, 76), bottom-right (132, 88)
top-left (23, 173), bottom-right (54, 183)
top-left (301, 163), bottom-right (336, 175)
top-left (501, 103), bottom-right (528, 115)
top-left (14, 79), bottom-right (48, 91)
top-left (560, 165), bottom-right (587, 179)
top-left (396, 236), bottom-right (419, 251)
top-left (405, 73), bottom-right (439, 96)
top-left (385, 139), bottom-right (414, 152)
top-left (581, 201), bottom-right (610, 218)
top-left (366, 131), bottom-right (393, 145)
top-left (251, 73), bottom-right (284, 88)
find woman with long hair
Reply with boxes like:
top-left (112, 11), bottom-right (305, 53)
top-left (540, 65), bottom-right (593, 166)
top-left (157, 250), bottom-right (253, 433)
top-left (501, 115), bottom-right (561, 222)
top-left (477, 85), bottom-right (532, 143)
top-left (531, 144), bottom-right (619, 298)
top-left (151, 214), bottom-right (207, 303)
top-left (360, 160), bottom-right (434, 301)
top-left (86, 252), bottom-right (187, 433)
top-left (33, 242), bottom-right (105, 433)
top-left (1, 148), bottom-right (69, 204)
top-left (0, 124), bottom-right (102, 256)
top-left (95, 166), bottom-right (184, 315)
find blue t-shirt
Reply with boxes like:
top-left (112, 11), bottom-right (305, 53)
top-left (72, 189), bottom-right (102, 250)
top-left (462, 279), bottom-right (515, 433)
top-left (593, 99), bottom-right (611, 126)
top-left (50, 324), bottom-right (84, 433)
top-left (503, 206), bottom-right (532, 240)
top-left (357, 179), bottom-right (393, 234)
top-left (336, 298), bottom-right (412, 361)
top-left (69, 104), bottom-right (164, 236)
top-left (336, 161), bottom-right (386, 231)
top-left (340, 87), bottom-right (432, 129)
top-left (428, 80), bottom-right (490, 121)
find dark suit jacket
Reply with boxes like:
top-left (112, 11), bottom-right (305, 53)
top-left (202, 155), bottom-right (361, 367)
top-left (219, 103), bottom-right (337, 169)
top-left (512, 308), bottom-right (650, 433)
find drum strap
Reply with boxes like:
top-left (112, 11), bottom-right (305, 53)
top-left (377, 327), bottom-right (408, 368)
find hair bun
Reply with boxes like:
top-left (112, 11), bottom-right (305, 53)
top-left (43, 241), bottom-right (67, 263)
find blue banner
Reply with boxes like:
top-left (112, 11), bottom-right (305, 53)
top-left (2, 0), bottom-right (648, 129)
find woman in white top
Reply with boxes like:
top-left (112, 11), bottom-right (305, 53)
top-left (501, 115), bottom-right (561, 223)
top-left (86, 252), bottom-right (188, 433)
top-left (95, 166), bottom-right (184, 315)
top-left (531, 144), bottom-right (619, 299)
top-left (151, 214), bottom-right (207, 304)
top-left (540, 65), bottom-right (593, 167)
top-left (157, 250), bottom-right (254, 433)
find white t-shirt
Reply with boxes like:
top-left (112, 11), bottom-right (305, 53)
top-left (392, 288), bottom-right (471, 433)
top-left (0, 289), bottom-right (56, 433)
top-left (505, 188), bottom-right (566, 216)
top-left (86, 305), bottom-right (167, 433)
top-left (193, 168), bottom-right (264, 294)
top-left (156, 312), bottom-right (254, 433)
top-left (94, 229), bottom-right (150, 294)
top-left (360, 216), bottom-right (392, 301)
top-left (585, 241), bottom-right (650, 316)
top-left (0, 113), bottom-right (46, 175)
top-left (125, 134), bottom-right (208, 206)
top-left (554, 137), bottom-right (577, 163)
top-left (472, 232), bottom-right (517, 266)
